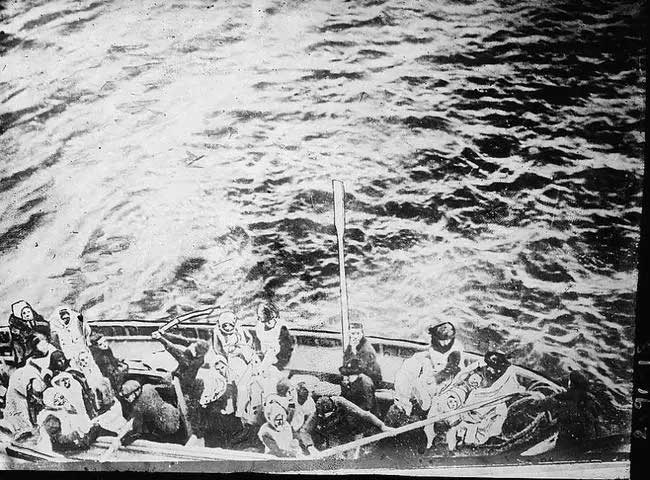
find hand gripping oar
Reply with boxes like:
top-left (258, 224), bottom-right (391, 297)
top-left (155, 306), bottom-right (221, 335)
top-left (309, 392), bottom-right (521, 460)
top-left (98, 418), bottom-right (134, 463)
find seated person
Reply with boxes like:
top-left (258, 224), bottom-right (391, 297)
top-left (151, 330), bottom-right (210, 392)
top-left (388, 322), bottom-right (464, 424)
top-left (89, 333), bottom-right (129, 391)
top-left (8, 301), bottom-right (51, 366)
top-left (343, 323), bottom-right (382, 386)
top-left (532, 370), bottom-right (602, 451)
top-left (26, 332), bottom-right (57, 372)
top-left (3, 355), bottom-right (49, 434)
top-left (298, 395), bottom-right (391, 451)
top-left (290, 382), bottom-right (315, 435)
top-left (35, 387), bottom-right (105, 452)
top-left (257, 394), bottom-right (303, 457)
top-left (118, 380), bottom-right (182, 445)
top-left (252, 301), bottom-right (295, 373)
top-left (340, 357), bottom-right (376, 413)
top-left (212, 311), bottom-right (258, 424)
top-left (49, 306), bottom-right (90, 369)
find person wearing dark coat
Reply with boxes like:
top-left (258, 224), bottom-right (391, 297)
top-left (533, 370), bottom-right (602, 451)
top-left (88, 333), bottom-right (128, 391)
top-left (8, 301), bottom-right (51, 366)
top-left (343, 323), bottom-right (382, 387)
top-left (150, 331), bottom-right (210, 392)
top-left (339, 357), bottom-right (376, 413)
top-left (119, 379), bottom-right (182, 445)
top-left (298, 395), bottom-right (391, 450)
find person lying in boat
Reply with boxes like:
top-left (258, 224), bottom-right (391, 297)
top-left (257, 393), bottom-right (303, 457)
top-left (118, 379), bottom-right (182, 446)
top-left (298, 395), bottom-right (391, 451)
top-left (387, 321), bottom-right (465, 426)
top-left (89, 333), bottom-right (129, 391)
top-left (340, 357), bottom-right (377, 413)
top-left (433, 351), bottom-right (525, 451)
top-left (530, 369), bottom-right (602, 452)
top-left (8, 300), bottom-right (51, 366)
top-left (343, 322), bottom-right (382, 387)
top-left (150, 329), bottom-right (210, 392)
top-left (34, 386), bottom-right (108, 452)
top-left (49, 306), bottom-right (91, 369)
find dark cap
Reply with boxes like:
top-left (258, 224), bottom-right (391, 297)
top-left (428, 322), bottom-right (456, 341)
top-left (316, 396), bottom-right (335, 416)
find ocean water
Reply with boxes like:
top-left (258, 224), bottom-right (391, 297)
top-left (0, 0), bottom-right (645, 433)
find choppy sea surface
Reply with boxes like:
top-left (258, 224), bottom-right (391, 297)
top-left (0, 0), bottom-right (645, 433)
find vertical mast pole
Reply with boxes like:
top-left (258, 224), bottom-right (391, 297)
top-left (332, 180), bottom-right (350, 355)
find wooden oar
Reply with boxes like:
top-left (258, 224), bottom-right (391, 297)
top-left (156, 306), bottom-right (221, 335)
top-left (310, 392), bottom-right (521, 460)
top-left (98, 418), bottom-right (134, 463)
top-left (332, 179), bottom-right (351, 356)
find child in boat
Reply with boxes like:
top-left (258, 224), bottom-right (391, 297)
top-left (257, 393), bottom-right (303, 457)
top-left (8, 301), bottom-right (51, 366)
top-left (343, 323), bottom-right (382, 387)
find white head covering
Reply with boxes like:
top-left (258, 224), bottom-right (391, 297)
top-left (11, 300), bottom-right (31, 319)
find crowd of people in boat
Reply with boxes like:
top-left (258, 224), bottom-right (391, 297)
top-left (0, 299), bottom-right (603, 459)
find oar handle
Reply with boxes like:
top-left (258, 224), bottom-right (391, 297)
top-left (310, 392), bottom-right (520, 460)
top-left (156, 306), bottom-right (220, 334)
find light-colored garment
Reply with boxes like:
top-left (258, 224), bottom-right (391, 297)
top-left (393, 342), bottom-right (464, 415)
top-left (49, 307), bottom-right (90, 371)
top-left (51, 373), bottom-right (91, 421)
top-left (450, 366), bottom-right (525, 448)
top-left (3, 362), bottom-right (44, 434)
top-left (254, 320), bottom-right (286, 371)
top-left (291, 395), bottom-right (315, 432)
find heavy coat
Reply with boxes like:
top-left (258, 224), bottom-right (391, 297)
top-left (343, 337), bottom-right (382, 386)
top-left (127, 384), bottom-right (181, 442)
top-left (340, 373), bottom-right (376, 413)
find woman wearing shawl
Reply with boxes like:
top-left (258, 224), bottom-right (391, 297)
top-left (49, 306), bottom-right (90, 370)
top-left (257, 394), bottom-right (303, 457)
top-left (8, 300), bottom-right (50, 366)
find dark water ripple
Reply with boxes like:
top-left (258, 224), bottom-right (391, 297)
top-left (0, 0), bottom-right (645, 434)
